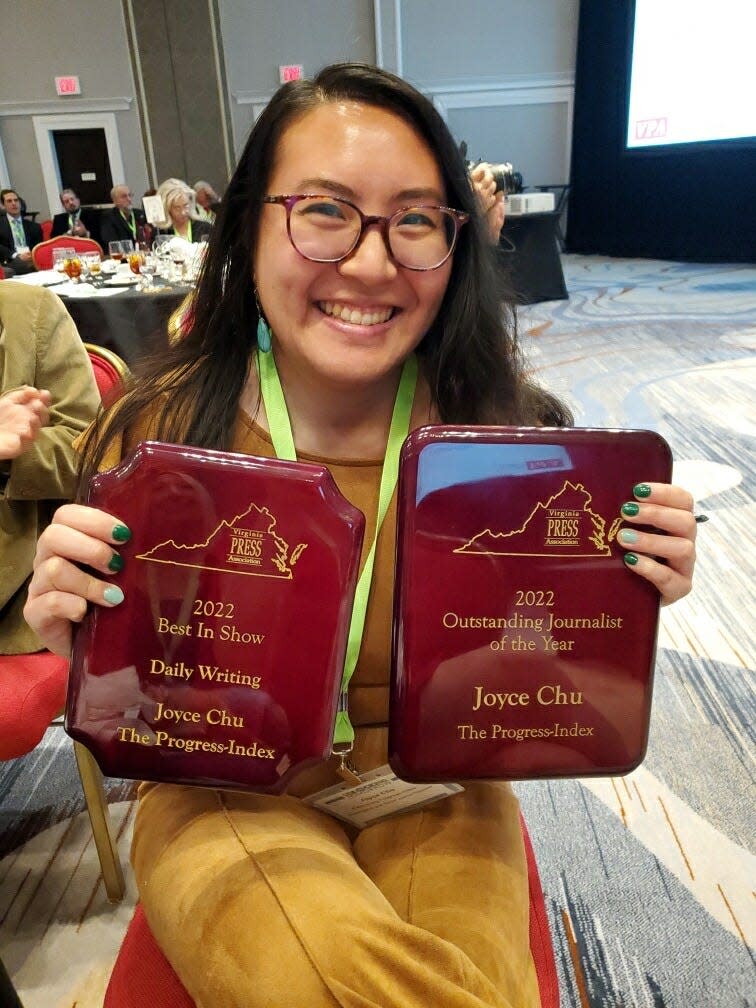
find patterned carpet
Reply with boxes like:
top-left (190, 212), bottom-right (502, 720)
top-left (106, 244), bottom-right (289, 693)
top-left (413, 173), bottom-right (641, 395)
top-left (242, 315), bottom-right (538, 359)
top-left (1, 254), bottom-right (754, 1007)
top-left (515, 255), bottom-right (756, 1007)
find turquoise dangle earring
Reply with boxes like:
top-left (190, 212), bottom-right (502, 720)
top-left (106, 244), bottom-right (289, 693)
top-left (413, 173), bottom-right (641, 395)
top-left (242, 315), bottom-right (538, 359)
top-left (254, 290), bottom-right (272, 353)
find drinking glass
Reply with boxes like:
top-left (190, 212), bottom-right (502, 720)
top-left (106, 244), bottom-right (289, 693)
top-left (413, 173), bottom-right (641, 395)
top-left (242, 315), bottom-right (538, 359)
top-left (109, 241), bottom-right (125, 262)
top-left (128, 251), bottom-right (144, 276)
top-left (139, 253), bottom-right (158, 291)
top-left (52, 247), bottom-right (75, 274)
top-left (63, 256), bottom-right (82, 281)
top-left (152, 235), bottom-right (174, 279)
top-left (84, 252), bottom-right (102, 279)
top-left (171, 245), bottom-right (187, 283)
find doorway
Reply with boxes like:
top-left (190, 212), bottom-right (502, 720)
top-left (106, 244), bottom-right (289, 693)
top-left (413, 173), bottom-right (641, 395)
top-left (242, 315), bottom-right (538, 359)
top-left (52, 128), bottom-right (113, 205)
top-left (33, 112), bottom-right (125, 217)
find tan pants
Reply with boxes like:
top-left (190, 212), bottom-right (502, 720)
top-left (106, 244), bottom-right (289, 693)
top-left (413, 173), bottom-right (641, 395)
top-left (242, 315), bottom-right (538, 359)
top-left (132, 781), bottom-right (539, 1008)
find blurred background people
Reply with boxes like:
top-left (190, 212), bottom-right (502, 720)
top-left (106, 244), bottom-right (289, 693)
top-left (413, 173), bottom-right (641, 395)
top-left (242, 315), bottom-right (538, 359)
top-left (193, 180), bottom-right (221, 222)
top-left (0, 189), bottom-right (42, 276)
top-left (155, 179), bottom-right (212, 242)
top-left (51, 188), bottom-right (101, 245)
top-left (99, 184), bottom-right (147, 248)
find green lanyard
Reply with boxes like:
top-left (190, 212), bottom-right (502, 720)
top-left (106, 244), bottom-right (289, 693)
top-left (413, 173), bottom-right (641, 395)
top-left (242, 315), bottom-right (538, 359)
top-left (175, 220), bottom-right (192, 242)
top-left (120, 210), bottom-right (136, 238)
top-left (256, 348), bottom-right (417, 753)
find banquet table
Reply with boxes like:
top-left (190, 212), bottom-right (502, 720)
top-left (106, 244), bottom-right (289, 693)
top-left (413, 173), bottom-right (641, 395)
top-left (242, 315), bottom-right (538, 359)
top-left (7, 272), bottom-right (190, 366)
top-left (60, 285), bottom-right (189, 365)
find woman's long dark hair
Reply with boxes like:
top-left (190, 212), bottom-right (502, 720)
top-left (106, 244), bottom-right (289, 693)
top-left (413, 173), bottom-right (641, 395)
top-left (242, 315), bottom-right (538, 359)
top-left (80, 63), bottom-right (569, 485)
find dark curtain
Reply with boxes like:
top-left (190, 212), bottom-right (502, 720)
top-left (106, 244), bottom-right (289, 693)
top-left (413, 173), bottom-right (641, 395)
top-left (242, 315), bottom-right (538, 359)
top-left (567, 0), bottom-right (756, 262)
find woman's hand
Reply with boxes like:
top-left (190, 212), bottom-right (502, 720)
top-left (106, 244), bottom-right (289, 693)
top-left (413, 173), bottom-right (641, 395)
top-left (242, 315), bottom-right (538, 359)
top-left (616, 483), bottom-right (697, 605)
top-left (24, 503), bottom-right (131, 657)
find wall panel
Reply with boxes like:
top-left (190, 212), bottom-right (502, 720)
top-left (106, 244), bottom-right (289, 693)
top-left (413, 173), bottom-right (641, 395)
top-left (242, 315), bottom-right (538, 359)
top-left (0, 0), bottom-right (147, 217)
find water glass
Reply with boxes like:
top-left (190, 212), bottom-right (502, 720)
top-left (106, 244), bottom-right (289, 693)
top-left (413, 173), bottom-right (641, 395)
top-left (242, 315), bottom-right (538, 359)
top-left (152, 235), bottom-right (173, 279)
top-left (109, 240), bottom-right (134, 262)
top-left (139, 254), bottom-right (158, 291)
top-left (53, 247), bottom-right (75, 273)
top-left (83, 252), bottom-right (102, 280)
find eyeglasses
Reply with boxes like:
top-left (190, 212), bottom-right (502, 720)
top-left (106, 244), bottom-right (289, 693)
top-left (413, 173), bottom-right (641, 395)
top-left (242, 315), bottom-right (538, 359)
top-left (263, 194), bottom-right (469, 271)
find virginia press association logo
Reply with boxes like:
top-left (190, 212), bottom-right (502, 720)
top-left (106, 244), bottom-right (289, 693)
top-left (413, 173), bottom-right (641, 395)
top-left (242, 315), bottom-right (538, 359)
top-left (454, 481), bottom-right (623, 558)
top-left (135, 501), bottom-right (308, 578)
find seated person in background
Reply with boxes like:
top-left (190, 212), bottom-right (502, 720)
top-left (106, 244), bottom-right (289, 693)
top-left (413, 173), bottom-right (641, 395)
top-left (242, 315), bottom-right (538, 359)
top-left (99, 185), bottom-right (148, 248)
top-left (155, 180), bottom-right (212, 242)
top-left (0, 189), bottom-right (43, 276)
top-left (0, 283), bottom-right (100, 655)
top-left (193, 180), bottom-right (221, 222)
top-left (51, 188), bottom-right (101, 246)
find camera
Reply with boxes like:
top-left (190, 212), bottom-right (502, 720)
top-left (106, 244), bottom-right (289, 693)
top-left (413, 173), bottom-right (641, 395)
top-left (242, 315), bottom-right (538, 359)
top-left (460, 143), bottom-right (523, 195)
top-left (486, 162), bottom-right (522, 195)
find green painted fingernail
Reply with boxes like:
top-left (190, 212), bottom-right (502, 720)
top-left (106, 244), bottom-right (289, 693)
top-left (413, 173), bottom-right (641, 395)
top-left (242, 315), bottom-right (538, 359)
top-left (108, 553), bottom-right (125, 572)
top-left (103, 586), bottom-right (124, 605)
top-left (623, 553), bottom-right (639, 566)
top-left (619, 529), bottom-right (638, 544)
top-left (622, 502), bottom-right (640, 517)
top-left (633, 483), bottom-right (652, 498)
top-left (112, 524), bottom-right (131, 542)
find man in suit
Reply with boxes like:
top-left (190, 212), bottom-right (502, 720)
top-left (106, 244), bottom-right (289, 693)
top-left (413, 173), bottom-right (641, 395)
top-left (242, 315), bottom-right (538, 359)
top-left (0, 189), bottom-right (43, 276)
top-left (99, 184), bottom-right (147, 249)
top-left (50, 188), bottom-right (101, 246)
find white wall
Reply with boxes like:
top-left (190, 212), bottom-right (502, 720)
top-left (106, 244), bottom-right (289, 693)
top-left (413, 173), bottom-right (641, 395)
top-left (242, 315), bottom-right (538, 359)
top-left (0, 0), bottom-right (148, 218)
top-left (219, 0), bottom-right (376, 152)
top-left (3, 1), bottom-right (579, 217)
top-left (377, 0), bottom-right (579, 185)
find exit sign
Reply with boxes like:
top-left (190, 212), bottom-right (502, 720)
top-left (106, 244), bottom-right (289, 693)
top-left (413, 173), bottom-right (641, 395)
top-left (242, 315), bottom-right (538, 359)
top-left (55, 76), bottom-right (81, 96)
top-left (279, 65), bottom-right (303, 84)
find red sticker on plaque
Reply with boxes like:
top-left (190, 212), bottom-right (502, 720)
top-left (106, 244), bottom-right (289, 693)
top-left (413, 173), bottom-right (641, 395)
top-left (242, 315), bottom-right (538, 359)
top-left (66, 442), bottom-right (364, 793)
top-left (389, 426), bottom-right (672, 782)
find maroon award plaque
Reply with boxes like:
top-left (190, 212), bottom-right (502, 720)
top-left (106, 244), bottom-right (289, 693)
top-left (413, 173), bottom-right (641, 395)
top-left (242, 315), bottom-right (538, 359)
top-left (66, 441), bottom-right (365, 793)
top-left (389, 426), bottom-right (672, 782)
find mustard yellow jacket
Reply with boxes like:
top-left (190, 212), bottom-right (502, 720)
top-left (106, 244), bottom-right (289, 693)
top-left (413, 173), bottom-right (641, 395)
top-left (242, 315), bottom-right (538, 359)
top-left (0, 282), bottom-right (99, 653)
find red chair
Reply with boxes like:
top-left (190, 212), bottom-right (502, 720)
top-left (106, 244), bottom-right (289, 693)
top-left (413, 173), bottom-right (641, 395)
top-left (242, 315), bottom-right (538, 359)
top-left (522, 813), bottom-right (560, 1007)
top-left (104, 817), bottom-right (559, 1006)
top-left (84, 343), bottom-right (131, 403)
top-left (40, 218), bottom-right (54, 241)
top-left (31, 235), bottom-right (103, 271)
top-left (0, 652), bottom-right (68, 760)
top-left (0, 347), bottom-right (132, 902)
top-left (0, 650), bottom-right (125, 900)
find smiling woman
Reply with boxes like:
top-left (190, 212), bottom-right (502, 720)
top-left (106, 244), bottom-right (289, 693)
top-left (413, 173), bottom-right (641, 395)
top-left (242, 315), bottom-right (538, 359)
top-left (252, 101), bottom-right (456, 423)
top-left (23, 62), bottom-right (699, 1008)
